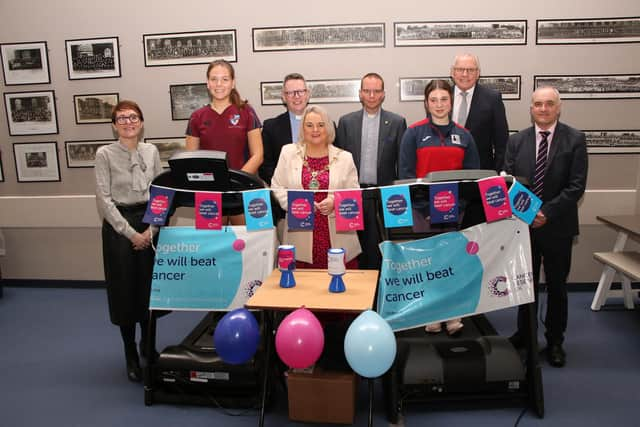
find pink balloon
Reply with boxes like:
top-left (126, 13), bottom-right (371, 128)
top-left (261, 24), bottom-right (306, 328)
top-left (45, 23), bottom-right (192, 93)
top-left (275, 307), bottom-right (324, 369)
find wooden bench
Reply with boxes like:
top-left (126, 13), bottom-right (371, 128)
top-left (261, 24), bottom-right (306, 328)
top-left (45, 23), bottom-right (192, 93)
top-left (591, 251), bottom-right (640, 310)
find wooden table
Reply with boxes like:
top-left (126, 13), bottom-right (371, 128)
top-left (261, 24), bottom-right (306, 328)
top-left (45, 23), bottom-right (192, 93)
top-left (591, 215), bottom-right (640, 310)
top-left (246, 268), bottom-right (379, 427)
top-left (246, 268), bottom-right (379, 312)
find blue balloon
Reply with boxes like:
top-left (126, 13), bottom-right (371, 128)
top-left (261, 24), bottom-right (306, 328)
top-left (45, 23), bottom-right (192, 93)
top-left (344, 310), bottom-right (396, 378)
top-left (214, 308), bottom-right (261, 365)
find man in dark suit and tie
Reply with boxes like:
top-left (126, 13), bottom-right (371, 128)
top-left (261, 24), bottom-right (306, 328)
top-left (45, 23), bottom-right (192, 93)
top-left (259, 73), bottom-right (310, 185)
top-left (503, 86), bottom-right (588, 367)
top-left (451, 53), bottom-right (509, 171)
top-left (335, 72), bottom-right (407, 269)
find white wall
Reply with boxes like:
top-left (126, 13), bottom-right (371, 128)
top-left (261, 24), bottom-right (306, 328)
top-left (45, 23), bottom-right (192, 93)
top-left (1, 0), bottom-right (639, 281)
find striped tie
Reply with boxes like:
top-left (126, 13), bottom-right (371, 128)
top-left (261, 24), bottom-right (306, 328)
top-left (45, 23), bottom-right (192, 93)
top-left (532, 131), bottom-right (550, 197)
top-left (458, 91), bottom-right (468, 126)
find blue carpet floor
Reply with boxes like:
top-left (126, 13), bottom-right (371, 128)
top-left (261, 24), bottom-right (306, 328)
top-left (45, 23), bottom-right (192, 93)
top-left (0, 286), bottom-right (638, 427)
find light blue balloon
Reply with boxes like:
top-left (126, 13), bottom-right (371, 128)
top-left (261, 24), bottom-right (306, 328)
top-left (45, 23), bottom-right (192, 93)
top-left (344, 310), bottom-right (397, 378)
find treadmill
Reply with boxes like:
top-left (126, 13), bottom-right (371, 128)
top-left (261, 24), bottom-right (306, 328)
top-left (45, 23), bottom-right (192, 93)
top-left (143, 150), bottom-right (274, 409)
top-left (379, 170), bottom-right (544, 423)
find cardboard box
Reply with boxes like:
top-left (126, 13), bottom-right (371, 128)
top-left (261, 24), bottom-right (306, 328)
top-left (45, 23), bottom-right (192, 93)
top-left (287, 368), bottom-right (357, 424)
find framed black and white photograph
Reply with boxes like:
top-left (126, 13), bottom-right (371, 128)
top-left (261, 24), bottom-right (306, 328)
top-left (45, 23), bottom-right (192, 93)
top-left (73, 93), bottom-right (119, 124)
top-left (169, 83), bottom-right (209, 120)
top-left (0, 41), bottom-right (51, 85)
top-left (143, 29), bottom-right (237, 66)
top-left (13, 142), bottom-right (60, 182)
top-left (534, 74), bottom-right (640, 99)
top-left (144, 137), bottom-right (186, 167)
top-left (3, 90), bottom-right (58, 136)
top-left (64, 139), bottom-right (114, 168)
top-left (394, 20), bottom-right (527, 46)
top-left (399, 75), bottom-right (521, 101)
top-left (584, 130), bottom-right (640, 154)
top-left (253, 23), bottom-right (385, 52)
top-left (260, 78), bottom-right (360, 105)
top-left (65, 36), bottom-right (121, 80)
top-left (537, 17), bottom-right (640, 45)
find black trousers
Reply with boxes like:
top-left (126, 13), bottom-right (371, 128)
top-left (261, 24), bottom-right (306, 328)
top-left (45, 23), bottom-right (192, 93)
top-left (102, 206), bottom-right (155, 326)
top-left (518, 231), bottom-right (573, 345)
top-left (357, 190), bottom-right (382, 270)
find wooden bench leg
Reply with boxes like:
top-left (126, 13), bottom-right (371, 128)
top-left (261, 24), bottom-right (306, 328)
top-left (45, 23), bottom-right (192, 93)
top-left (621, 275), bottom-right (635, 310)
top-left (591, 265), bottom-right (616, 311)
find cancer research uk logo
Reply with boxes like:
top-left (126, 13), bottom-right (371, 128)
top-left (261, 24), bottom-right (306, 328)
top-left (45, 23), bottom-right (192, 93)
top-left (488, 276), bottom-right (509, 297)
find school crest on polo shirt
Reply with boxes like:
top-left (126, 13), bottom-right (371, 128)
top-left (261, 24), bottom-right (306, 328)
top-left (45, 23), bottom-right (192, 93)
top-left (229, 114), bottom-right (240, 126)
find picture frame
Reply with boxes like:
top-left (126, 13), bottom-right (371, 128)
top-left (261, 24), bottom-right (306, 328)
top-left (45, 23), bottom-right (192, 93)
top-left (0, 151), bottom-right (4, 182)
top-left (143, 29), bottom-right (237, 66)
top-left (536, 17), bottom-right (640, 45)
top-left (73, 93), bottom-right (119, 124)
top-left (169, 83), bottom-right (209, 120)
top-left (65, 36), bottom-right (121, 80)
top-left (144, 137), bottom-right (187, 167)
top-left (64, 139), bottom-right (114, 168)
top-left (260, 78), bottom-right (360, 105)
top-left (0, 41), bottom-right (51, 85)
top-left (3, 90), bottom-right (59, 136)
top-left (394, 20), bottom-right (527, 46)
top-left (399, 75), bottom-right (521, 101)
top-left (534, 74), bottom-right (640, 99)
top-left (252, 23), bottom-right (385, 52)
top-left (13, 142), bottom-right (61, 182)
top-left (584, 130), bottom-right (640, 154)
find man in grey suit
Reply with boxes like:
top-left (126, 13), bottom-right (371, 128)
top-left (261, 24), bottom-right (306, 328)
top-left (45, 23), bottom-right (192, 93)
top-left (335, 72), bottom-right (407, 269)
top-left (451, 53), bottom-right (509, 171)
top-left (503, 86), bottom-right (588, 368)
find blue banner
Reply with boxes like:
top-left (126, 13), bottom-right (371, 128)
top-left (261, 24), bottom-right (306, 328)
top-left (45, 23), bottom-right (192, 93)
top-left (377, 219), bottom-right (534, 331)
top-left (508, 179), bottom-right (542, 225)
top-left (429, 182), bottom-right (459, 224)
top-left (243, 189), bottom-right (274, 231)
top-left (380, 185), bottom-right (413, 228)
top-left (150, 226), bottom-right (275, 310)
top-left (287, 190), bottom-right (315, 230)
top-left (143, 186), bottom-right (175, 225)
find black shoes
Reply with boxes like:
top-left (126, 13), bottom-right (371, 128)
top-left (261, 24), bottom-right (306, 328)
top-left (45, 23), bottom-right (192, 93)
top-left (126, 354), bottom-right (142, 382)
top-left (546, 344), bottom-right (566, 368)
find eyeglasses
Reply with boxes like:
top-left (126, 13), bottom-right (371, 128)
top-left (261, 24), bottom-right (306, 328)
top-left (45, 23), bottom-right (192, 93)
top-left (115, 114), bottom-right (140, 124)
top-left (284, 89), bottom-right (308, 98)
top-left (361, 89), bottom-right (384, 96)
top-left (453, 67), bottom-right (478, 74)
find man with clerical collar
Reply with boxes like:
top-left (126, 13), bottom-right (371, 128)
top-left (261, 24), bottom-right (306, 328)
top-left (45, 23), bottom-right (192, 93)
top-left (335, 72), bottom-right (407, 269)
top-left (259, 73), bottom-right (310, 185)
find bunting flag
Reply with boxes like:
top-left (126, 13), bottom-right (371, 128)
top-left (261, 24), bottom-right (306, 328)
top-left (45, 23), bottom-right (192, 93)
top-left (194, 192), bottom-right (222, 230)
top-left (429, 182), bottom-right (459, 224)
top-left (508, 179), bottom-right (542, 225)
top-left (143, 186), bottom-right (175, 225)
top-left (242, 189), bottom-right (274, 231)
top-left (287, 190), bottom-right (315, 230)
top-left (477, 176), bottom-right (512, 222)
top-left (334, 190), bottom-right (364, 231)
top-left (377, 218), bottom-right (534, 331)
top-left (380, 185), bottom-right (414, 228)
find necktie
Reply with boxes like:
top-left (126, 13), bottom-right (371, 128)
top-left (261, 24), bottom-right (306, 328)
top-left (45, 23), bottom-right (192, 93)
top-left (532, 131), bottom-right (550, 198)
top-left (458, 91), bottom-right (468, 126)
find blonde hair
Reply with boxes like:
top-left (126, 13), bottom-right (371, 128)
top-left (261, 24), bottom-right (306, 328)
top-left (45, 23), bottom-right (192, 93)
top-left (298, 105), bottom-right (336, 144)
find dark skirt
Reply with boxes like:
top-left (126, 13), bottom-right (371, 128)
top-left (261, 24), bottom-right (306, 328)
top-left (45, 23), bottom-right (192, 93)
top-left (101, 205), bottom-right (154, 326)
